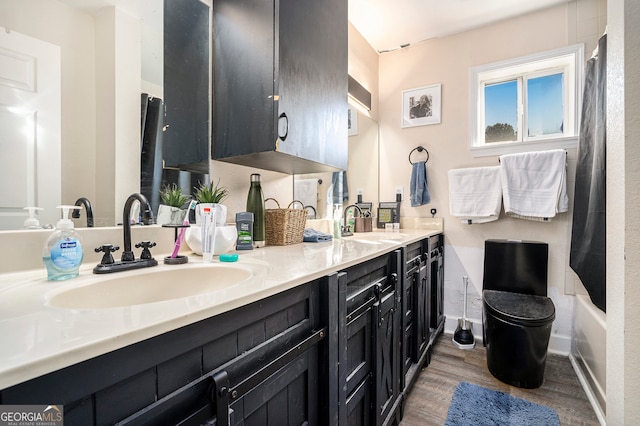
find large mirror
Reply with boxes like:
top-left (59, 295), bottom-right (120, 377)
top-left (1, 0), bottom-right (374, 231)
top-left (294, 105), bottom-right (378, 223)
top-left (0, 0), bottom-right (204, 230)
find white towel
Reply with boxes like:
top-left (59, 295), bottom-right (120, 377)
top-left (448, 166), bottom-right (502, 224)
top-left (499, 149), bottom-right (568, 221)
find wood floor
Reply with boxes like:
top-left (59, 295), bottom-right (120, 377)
top-left (400, 333), bottom-right (600, 425)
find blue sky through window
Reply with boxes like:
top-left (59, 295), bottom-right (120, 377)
top-left (485, 80), bottom-right (517, 142)
top-left (484, 74), bottom-right (564, 142)
top-left (527, 73), bottom-right (564, 136)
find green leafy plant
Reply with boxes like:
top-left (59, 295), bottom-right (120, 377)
top-left (160, 183), bottom-right (191, 207)
top-left (194, 178), bottom-right (229, 204)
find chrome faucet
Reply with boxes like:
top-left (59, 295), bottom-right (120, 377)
top-left (93, 193), bottom-right (157, 274)
top-left (71, 197), bottom-right (94, 227)
top-left (342, 204), bottom-right (363, 236)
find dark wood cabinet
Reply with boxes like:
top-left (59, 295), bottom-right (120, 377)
top-left (401, 240), bottom-right (430, 393)
top-left (400, 235), bottom-right (445, 401)
top-left (328, 250), bottom-right (403, 426)
top-left (0, 281), bottom-right (325, 425)
top-left (163, 0), bottom-right (210, 173)
top-left (2, 236), bottom-right (444, 426)
top-left (429, 234), bottom-right (445, 337)
top-left (212, 0), bottom-right (348, 174)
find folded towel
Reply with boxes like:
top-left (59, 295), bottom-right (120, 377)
top-left (303, 228), bottom-right (333, 242)
top-left (500, 149), bottom-right (568, 221)
top-left (448, 166), bottom-right (502, 224)
top-left (410, 161), bottom-right (431, 207)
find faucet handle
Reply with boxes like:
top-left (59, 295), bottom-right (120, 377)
top-left (95, 244), bottom-right (120, 265)
top-left (135, 241), bottom-right (156, 260)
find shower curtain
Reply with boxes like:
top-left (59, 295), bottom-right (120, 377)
top-left (570, 34), bottom-right (607, 312)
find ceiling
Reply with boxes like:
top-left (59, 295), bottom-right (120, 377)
top-left (64, 0), bottom-right (569, 54)
top-left (348, 0), bottom-right (570, 53)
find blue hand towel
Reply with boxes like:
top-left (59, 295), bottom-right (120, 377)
top-left (410, 161), bottom-right (431, 207)
top-left (303, 228), bottom-right (333, 242)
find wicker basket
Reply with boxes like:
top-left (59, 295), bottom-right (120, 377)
top-left (265, 198), bottom-right (307, 246)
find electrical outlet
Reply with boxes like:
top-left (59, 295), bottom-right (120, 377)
top-left (395, 186), bottom-right (403, 200)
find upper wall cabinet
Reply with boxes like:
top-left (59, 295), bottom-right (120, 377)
top-left (163, 0), bottom-right (210, 174)
top-left (212, 0), bottom-right (348, 174)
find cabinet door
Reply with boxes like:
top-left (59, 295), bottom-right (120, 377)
top-left (373, 281), bottom-right (401, 426)
top-left (345, 304), bottom-right (374, 425)
top-left (277, 0), bottom-right (348, 171)
top-left (413, 263), bottom-right (429, 362)
top-left (212, 0), bottom-right (277, 160)
top-left (163, 0), bottom-right (210, 171)
top-left (402, 259), bottom-right (416, 379)
top-left (212, 0), bottom-right (348, 174)
top-left (429, 236), bottom-right (445, 334)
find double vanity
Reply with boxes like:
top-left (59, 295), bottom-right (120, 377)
top-left (0, 226), bottom-right (443, 425)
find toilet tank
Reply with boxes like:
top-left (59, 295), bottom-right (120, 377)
top-left (483, 240), bottom-right (548, 296)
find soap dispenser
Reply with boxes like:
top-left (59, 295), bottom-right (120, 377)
top-left (43, 205), bottom-right (84, 281)
top-left (23, 207), bottom-right (43, 229)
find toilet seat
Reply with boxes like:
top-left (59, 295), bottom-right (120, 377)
top-left (483, 289), bottom-right (555, 327)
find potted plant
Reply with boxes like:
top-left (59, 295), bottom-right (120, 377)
top-left (194, 178), bottom-right (229, 226)
top-left (157, 184), bottom-right (191, 225)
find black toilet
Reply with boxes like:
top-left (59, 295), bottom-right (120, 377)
top-left (482, 239), bottom-right (556, 389)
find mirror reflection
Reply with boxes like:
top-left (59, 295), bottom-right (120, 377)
top-left (294, 106), bottom-right (378, 222)
top-left (0, 0), bottom-right (196, 231)
top-left (1, 1), bottom-right (375, 231)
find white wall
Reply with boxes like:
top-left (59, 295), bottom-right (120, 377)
top-left (606, 0), bottom-right (640, 423)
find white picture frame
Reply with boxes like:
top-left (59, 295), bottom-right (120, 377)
top-left (402, 84), bottom-right (442, 128)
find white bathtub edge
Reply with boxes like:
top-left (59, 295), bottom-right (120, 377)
top-left (570, 353), bottom-right (607, 425)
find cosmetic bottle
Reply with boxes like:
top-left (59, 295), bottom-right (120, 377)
top-left (43, 206), bottom-right (84, 281)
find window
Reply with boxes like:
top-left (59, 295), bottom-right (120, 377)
top-left (470, 44), bottom-right (584, 157)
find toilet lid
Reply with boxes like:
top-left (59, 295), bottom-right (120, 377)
top-left (483, 290), bottom-right (556, 326)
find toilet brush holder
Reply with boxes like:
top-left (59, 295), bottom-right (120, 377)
top-left (453, 276), bottom-right (476, 349)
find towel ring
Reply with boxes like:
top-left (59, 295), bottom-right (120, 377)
top-left (409, 146), bottom-right (429, 165)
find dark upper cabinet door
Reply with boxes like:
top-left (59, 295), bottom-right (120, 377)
top-left (212, 0), bottom-right (348, 174)
top-left (163, 0), bottom-right (210, 173)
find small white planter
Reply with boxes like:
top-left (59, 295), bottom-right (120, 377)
top-left (195, 203), bottom-right (227, 226)
top-left (157, 205), bottom-right (187, 225)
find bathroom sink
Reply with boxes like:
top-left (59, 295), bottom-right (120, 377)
top-left (47, 263), bottom-right (261, 309)
top-left (350, 232), bottom-right (409, 243)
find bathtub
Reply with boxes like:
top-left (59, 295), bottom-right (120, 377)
top-left (571, 294), bottom-right (606, 422)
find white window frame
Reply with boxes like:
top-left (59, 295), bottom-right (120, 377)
top-left (470, 44), bottom-right (584, 157)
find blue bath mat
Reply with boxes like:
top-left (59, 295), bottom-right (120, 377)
top-left (445, 382), bottom-right (560, 426)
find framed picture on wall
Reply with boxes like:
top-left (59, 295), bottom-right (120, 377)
top-left (348, 106), bottom-right (358, 136)
top-left (402, 84), bottom-right (441, 128)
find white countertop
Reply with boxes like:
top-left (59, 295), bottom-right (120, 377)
top-left (0, 228), bottom-right (440, 390)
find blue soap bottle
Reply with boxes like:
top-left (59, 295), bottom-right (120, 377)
top-left (43, 205), bottom-right (84, 281)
